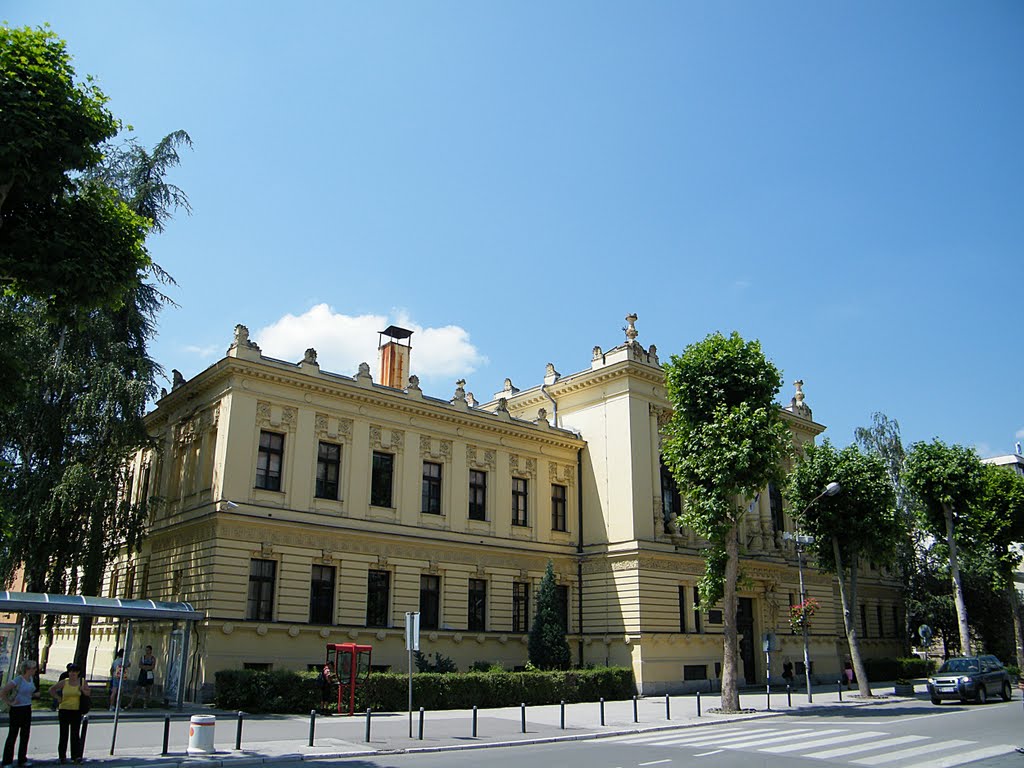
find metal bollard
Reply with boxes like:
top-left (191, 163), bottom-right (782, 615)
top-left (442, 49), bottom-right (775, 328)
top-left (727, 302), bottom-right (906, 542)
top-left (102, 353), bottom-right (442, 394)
top-left (838, 679), bottom-right (843, 702)
top-left (696, 690), bottom-right (701, 717)
top-left (600, 697), bottom-right (605, 726)
top-left (787, 685), bottom-right (792, 707)
top-left (80, 715), bottom-right (89, 754)
top-left (308, 709), bottom-right (316, 747)
top-left (737, 691), bottom-right (741, 709)
top-left (560, 700), bottom-right (565, 730)
top-left (472, 705), bottom-right (478, 737)
top-left (521, 702), bottom-right (526, 733)
top-left (767, 682), bottom-right (771, 711)
top-left (666, 693), bottom-right (671, 719)
top-left (161, 715), bottom-right (170, 755)
top-left (235, 711), bottom-right (244, 750)
top-left (633, 694), bottom-right (638, 723)
top-left (418, 707), bottom-right (424, 740)
top-left (365, 709), bottom-right (372, 742)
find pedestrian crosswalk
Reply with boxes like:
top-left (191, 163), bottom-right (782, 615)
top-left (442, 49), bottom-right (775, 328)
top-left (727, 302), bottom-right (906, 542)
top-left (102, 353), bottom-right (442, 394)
top-left (606, 725), bottom-right (1017, 768)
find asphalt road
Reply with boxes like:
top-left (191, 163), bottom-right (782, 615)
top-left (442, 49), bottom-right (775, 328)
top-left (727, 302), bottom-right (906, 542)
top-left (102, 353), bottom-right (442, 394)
top-left (299, 698), bottom-right (1024, 768)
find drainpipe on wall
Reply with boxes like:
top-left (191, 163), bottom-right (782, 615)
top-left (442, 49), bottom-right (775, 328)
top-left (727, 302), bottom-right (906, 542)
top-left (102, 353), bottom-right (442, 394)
top-left (576, 447), bottom-right (584, 668)
top-left (539, 384), bottom-right (558, 427)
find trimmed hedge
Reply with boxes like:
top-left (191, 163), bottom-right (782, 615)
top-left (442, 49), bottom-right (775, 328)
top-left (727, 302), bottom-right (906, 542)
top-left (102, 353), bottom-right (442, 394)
top-left (896, 656), bottom-right (935, 679)
top-left (858, 657), bottom-right (935, 683)
top-left (214, 666), bottom-right (635, 714)
top-left (356, 667), bottom-right (635, 711)
top-left (213, 669), bottom-right (321, 713)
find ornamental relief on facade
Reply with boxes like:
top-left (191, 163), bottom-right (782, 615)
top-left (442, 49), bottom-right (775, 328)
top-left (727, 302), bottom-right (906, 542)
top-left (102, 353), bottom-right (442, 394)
top-left (150, 521), bottom-right (218, 552)
top-left (649, 403), bottom-right (673, 429)
top-left (369, 425), bottom-right (405, 453)
top-left (548, 462), bottom-right (575, 487)
top-left (256, 400), bottom-right (297, 431)
top-left (314, 413), bottom-right (353, 441)
top-left (175, 405), bottom-right (218, 447)
top-left (509, 454), bottom-right (536, 479)
top-left (214, 522), bottom-right (545, 572)
top-left (466, 445), bottom-right (497, 471)
top-left (419, 435), bottom-right (453, 461)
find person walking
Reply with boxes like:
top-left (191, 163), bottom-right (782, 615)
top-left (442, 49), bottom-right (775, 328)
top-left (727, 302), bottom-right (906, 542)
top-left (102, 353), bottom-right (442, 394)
top-left (50, 664), bottom-right (90, 765)
top-left (127, 646), bottom-right (156, 709)
top-left (1, 659), bottom-right (38, 768)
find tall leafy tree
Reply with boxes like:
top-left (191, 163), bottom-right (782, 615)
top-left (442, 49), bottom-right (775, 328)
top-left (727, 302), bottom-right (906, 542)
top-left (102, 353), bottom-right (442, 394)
top-left (0, 127), bottom-right (190, 665)
top-left (854, 413), bottom-right (918, 652)
top-left (528, 561), bottom-right (571, 670)
top-left (971, 464), bottom-right (1024, 664)
top-left (0, 24), bottom-right (150, 313)
top-left (905, 440), bottom-right (984, 654)
top-left (661, 331), bottom-right (790, 711)
top-left (787, 440), bottom-right (898, 697)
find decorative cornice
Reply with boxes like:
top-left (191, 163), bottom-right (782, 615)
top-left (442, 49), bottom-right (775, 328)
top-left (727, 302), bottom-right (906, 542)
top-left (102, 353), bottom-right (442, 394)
top-left (150, 358), bottom-right (583, 450)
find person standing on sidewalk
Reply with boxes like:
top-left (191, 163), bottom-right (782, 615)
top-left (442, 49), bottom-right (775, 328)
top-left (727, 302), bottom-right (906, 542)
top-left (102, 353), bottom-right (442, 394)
top-left (0, 659), bottom-right (38, 768)
top-left (108, 649), bottom-right (128, 710)
top-left (50, 664), bottom-right (90, 765)
top-left (127, 646), bottom-right (156, 709)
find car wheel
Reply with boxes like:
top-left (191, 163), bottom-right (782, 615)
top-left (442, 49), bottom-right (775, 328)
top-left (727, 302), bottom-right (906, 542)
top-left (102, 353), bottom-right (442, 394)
top-left (976, 685), bottom-right (987, 704)
top-left (930, 696), bottom-right (941, 705)
top-left (1001, 681), bottom-right (1012, 702)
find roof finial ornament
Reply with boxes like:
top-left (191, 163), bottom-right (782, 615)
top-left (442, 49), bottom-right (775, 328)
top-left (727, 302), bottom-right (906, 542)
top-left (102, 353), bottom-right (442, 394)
top-left (624, 313), bottom-right (639, 344)
top-left (786, 379), bottom-right (812, 420)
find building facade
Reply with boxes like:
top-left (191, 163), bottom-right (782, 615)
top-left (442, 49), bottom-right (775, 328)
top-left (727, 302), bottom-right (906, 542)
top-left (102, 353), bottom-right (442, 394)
top-left (52, 316), bottom-right (903, 698)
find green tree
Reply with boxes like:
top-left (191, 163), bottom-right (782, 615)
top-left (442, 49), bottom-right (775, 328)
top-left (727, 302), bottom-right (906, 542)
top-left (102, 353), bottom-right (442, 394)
top-left (904, 440), bottom-right (984, 654)
top-left (0, 24), bottom-right (151, 313)
top-left (854, 413), bottom-right (918, 654)
top-left (0, 126), bottom-right (190, 664)
top-left (971, 463), bottom-right (1024, 664)
top-left (787, 440), bottom-right (898, 697)
top-left (661, 331), bottom-right (790, 711)
top-left (528, 561), bottom-right (571, 670)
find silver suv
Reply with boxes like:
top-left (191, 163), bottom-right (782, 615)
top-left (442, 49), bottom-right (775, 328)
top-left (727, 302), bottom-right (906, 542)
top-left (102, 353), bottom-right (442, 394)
top-left (926, 655), bottom-right (1013, 705)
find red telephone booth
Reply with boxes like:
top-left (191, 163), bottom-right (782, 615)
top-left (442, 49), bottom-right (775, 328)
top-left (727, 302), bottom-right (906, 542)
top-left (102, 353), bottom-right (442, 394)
top-left (323, 643), bottom-right (372, 715)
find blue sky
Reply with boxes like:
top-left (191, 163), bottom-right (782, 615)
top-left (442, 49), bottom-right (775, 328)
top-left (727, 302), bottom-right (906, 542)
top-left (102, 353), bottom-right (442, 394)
top-left (8, 1), bottom-right (1023, 456)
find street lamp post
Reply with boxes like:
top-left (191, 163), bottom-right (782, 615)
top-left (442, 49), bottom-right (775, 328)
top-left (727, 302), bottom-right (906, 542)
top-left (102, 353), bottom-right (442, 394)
top-left (783, 481), bottom-right (840, 703)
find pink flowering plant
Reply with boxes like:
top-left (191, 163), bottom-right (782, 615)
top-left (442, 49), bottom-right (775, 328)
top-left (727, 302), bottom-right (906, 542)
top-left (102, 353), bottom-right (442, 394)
top-left (789, 597), bottom-right (820, 634)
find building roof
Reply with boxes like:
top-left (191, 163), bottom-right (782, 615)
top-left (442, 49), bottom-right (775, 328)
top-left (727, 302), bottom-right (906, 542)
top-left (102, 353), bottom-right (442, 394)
top-left (0, 591), bottom-right (204, 621)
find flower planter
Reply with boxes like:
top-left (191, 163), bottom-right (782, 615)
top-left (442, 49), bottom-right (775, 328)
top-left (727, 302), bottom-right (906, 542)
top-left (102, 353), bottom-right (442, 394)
top-left (893, 683), bottom-right (915, 697)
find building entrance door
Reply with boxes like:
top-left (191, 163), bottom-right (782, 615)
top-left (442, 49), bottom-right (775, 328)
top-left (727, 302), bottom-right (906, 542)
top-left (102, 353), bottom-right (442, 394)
top-left (737, 597), bottom-right (755, 684)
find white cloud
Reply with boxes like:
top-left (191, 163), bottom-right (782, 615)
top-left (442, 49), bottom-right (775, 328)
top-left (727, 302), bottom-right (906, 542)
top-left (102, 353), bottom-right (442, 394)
top-left (1016, 427), bottom-right (1024, 440)
top-left (255, 304), bottom-right (487, 381)
top-left (974, 442), bottom-right (993, 459)
top-left (183, 343), bottom-right (221, 360)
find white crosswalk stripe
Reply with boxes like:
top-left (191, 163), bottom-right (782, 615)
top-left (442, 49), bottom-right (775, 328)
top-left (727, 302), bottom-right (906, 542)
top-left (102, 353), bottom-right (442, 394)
top-left (613, 727), bottom-right (748, 744)
top-left (644, 728), bottom-right (815, 749)
top-left (901, 744), bottom-right (1019, 768)
top-left (850, 740), bottom-right (976, 765)
top-left (806, 734), bottom-right (928, 759)
top-left (641, 728), bottom-right (789, 747)
top-left (757, 730), bottom-right (857, 753)
top-left (606, 724), bottom-right (1017, 768)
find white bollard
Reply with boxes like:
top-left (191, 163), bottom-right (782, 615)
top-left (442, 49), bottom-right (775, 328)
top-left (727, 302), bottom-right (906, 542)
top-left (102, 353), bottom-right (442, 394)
top-left (187, 714), bottom-right (217, 754)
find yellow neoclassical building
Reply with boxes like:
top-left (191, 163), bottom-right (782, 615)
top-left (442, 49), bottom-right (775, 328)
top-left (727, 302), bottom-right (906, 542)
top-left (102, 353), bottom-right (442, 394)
top-left (56, 316), bottom-right (903, 699)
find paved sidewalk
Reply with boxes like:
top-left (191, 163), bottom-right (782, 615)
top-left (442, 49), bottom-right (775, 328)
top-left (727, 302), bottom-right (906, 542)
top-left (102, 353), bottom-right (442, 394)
top-left (8, 682), bottom-right (912, 766)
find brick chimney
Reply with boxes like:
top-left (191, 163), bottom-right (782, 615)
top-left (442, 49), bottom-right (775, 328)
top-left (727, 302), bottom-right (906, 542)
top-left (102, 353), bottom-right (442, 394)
top-left (377, 325), bottom-right (413, 389)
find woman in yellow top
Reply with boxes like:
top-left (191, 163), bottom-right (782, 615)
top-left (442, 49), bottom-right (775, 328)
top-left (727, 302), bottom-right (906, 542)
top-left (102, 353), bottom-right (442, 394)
top-left (50, 664), bottom-right (90, 765)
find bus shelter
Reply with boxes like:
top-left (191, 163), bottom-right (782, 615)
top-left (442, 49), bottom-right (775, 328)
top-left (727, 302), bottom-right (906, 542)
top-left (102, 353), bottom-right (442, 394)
top-left (0, 590), bottom-right (203, 709)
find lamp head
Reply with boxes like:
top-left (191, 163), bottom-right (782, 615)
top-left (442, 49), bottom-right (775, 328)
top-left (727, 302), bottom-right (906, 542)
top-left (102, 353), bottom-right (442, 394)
top-left (824, 482), bottom-right (841, 497)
